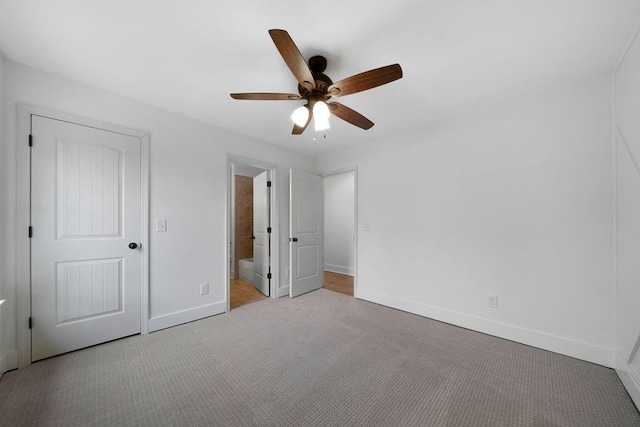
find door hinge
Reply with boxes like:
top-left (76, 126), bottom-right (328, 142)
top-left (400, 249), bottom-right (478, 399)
top-left (28, 134), bottom-right (33, 147)
top-left (267, 227), bottom-right (272, 234)
top-left (267, 272), bottom-right (272, 280)
top-left (29, 317), bottom-right (32, 329)
top-left (267, 180), bottom-right (272, 187)
top-left (28, 226), bottom-right (33, 238)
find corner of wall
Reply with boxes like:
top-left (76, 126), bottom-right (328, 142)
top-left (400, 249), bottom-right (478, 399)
top-left (148, 302), bottom-right (226, 333)
top-left (0, 54), bottom-right (9, 376)
top-left (613, 13), bottom-right (640, 410)
top-left (0, 349), bottom-right (18, 378)
top-left (615, 349), bottom-right (640, 409)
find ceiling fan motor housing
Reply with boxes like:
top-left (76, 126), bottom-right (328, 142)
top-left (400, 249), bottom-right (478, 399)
top-left (298, 56), bottom-right (333, 100)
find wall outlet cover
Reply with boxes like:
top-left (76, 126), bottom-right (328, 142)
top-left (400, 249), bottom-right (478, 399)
top-left (488, 296), bottom-right (499, 308)
top-left (156, 219), bottom-right (167, 232)
top-left (200, 283), bottom-right (209, 295)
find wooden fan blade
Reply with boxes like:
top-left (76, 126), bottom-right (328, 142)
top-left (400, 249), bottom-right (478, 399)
top-left (268, 29), bottom-right (316, 90)
top-left (328, 64), bottom-right (402, 97)
top-left (329, 102), bottom-right (374, 130)
top-left (292, 110), bottom-right (313, 135)
top-left (230, 93), bottom-right (301, 101)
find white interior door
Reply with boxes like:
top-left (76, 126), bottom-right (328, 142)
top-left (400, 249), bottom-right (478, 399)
top-left (253, 171), bottom-right (270, 296)
top-left (290, 170), bottom-right (323, 297)
top-left (31, 115), bottom-right (142, 361)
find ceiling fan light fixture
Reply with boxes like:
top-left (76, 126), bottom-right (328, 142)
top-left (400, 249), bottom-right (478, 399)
top-left (313, 101), bottom-right (330, 131)
top-left (291, 105), bottom-right (310, 127)
top-left (231, 30), bottom-right (403, 135)
top-left (314, 118), bottom-right (330, 132)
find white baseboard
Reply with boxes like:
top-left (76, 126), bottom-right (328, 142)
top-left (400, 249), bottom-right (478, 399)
top-left (0, 349), bottom-right (18, 378)
top-left (324, 264), bottom-right (354, 276)
top-left (357, 289), bottom-right (614, 368)
top-left (615, 349), bottom-right (640, 409)
top-left (148, 301), bottom-right (226, 332)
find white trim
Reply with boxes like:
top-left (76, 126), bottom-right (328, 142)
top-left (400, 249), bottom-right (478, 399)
top-left (140, 134), bottom-right (150, 335)
top-left (324, 264), bottom-right (355, 276)
top-left (320, 166), bottom-right (359, 298)
top-left (615, 349), bottom-right (640, 409)
top-left (0, 350), bottom-right (18, 378)
top-left (16, 106), bottom-right (30, 368)
top-left (612, 72), bottom-right (619, 382)
top-left (16, 104), bottom-right (150, 367)
top-left (278, 286), bottom-right (290, 297)
top-left (230, 164), bottom-right (236, 280)
top-left (148, 302), bottom-right (226, 332)
top-left (226, 155), bottom-right (280, 307)
top-left (357, 288), bottom-right (614, 368)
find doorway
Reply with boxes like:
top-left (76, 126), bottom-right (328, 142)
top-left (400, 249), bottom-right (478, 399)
top-left (322, 170), bottom-right (357, 297)
top-left (228, 160), bottom-right (276, 310)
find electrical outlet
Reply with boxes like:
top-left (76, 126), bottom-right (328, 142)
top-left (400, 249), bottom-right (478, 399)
top-left (200, 283), bottom-right (209, 295)
top-left (156, 219), bottom-right (167, 232)
top-left (488, 296), bottom-right (498, 309)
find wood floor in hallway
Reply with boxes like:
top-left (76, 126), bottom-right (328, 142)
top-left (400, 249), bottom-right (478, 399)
top-left (230, 278), bottom-right (268, 310)
top-left (323, 271), bottom-right (354, 296)
top-left (231, 271), bottom-right (354, 309)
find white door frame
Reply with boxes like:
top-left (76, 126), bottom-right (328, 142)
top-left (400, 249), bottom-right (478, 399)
top-left (321, 166), bottom-right (358, 298)
top-left (15, 104), bottom-right (150, 368)
top-left (226, 155), bottom-right (279, 311)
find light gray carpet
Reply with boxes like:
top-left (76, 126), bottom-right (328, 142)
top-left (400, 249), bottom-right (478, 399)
top-left (0, 289), bottom-right (638, 426)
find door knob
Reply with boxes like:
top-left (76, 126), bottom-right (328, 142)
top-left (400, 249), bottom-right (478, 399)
top-left (291, 237), bottom-right (298, 242)
top-left (251, 235), bottom-right (255, 240)
top-left (128, 242), bottom-right (138, 249)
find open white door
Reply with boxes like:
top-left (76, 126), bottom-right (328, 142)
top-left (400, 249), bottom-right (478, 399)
top-left (31, 116), bottom-right (142, 361)
top-left (290, 170), bottom-right (323, 297)
top-left (253, 171), bottom-right (270, 296)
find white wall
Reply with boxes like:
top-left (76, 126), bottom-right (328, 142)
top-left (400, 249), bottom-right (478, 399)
top-left (614, 21), bottom-right (640, 407)
top-left (0, 60), bottom-right (315, 372)
top-left (323, 172), bottom-right (355, 275)
top-left (318, 75), bottom-right (614, 367)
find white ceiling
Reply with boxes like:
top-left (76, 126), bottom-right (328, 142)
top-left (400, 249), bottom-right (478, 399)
top-left (1, 0), bottom-right (639, 156)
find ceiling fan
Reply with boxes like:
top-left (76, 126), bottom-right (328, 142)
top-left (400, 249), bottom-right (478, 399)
top-left (230, 29), bottom-right (403, 135)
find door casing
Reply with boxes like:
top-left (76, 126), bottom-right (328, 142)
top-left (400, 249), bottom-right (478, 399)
top-left (15, 104), bottom-right (150, 368)
top-left (227, 156), bottom-right (279, 311)
top-left (320, 166), bottom-right (359, 298)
